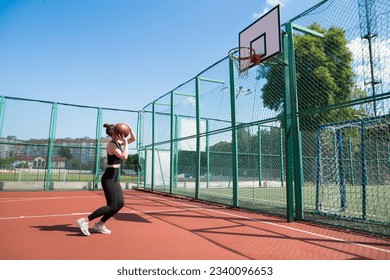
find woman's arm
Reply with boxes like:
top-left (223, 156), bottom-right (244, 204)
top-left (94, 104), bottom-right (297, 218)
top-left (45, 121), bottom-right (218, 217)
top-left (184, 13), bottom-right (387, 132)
top-left (127, 127), bottom-right (136, 144)
top-left (108, 136), bottom-right (128, 160)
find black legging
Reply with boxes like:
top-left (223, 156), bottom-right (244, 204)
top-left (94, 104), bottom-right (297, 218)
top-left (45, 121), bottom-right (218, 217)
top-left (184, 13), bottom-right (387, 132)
top-left (88, 168), bottom-right (124, 223)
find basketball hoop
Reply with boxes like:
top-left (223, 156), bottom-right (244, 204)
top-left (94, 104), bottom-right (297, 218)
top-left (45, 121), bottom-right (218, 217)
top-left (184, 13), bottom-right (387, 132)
top-left (228, 47), bottom-right (261, 78)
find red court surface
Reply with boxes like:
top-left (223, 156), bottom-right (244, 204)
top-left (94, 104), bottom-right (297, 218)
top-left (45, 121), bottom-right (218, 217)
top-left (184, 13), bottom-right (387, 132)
top-left (0, 189), bottom-right (389, 260)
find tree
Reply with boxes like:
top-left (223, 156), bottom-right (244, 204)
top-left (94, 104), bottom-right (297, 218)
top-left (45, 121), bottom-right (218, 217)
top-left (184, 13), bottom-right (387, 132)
top-left (259, 23), bottom-right (366, 132)
top-left (126, 153), bottom-right (139, 173)
top-left (125, 153), bottom-right (138, 165)
top-left (0, 157), bottom-right (15, 169)
top-left (58, 147), bottom-right (73, 161)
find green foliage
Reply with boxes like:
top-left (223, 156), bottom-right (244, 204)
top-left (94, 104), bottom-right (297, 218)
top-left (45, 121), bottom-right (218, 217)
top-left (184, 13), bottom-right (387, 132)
top-left (126, 153), bottom-right (139, 165)
top-left (15, 162), bottom-right (30, 168)
top-left (209, 141), bottom-right (231, 152)
top-left (0, 157), bottom-right (15, 168)
top-left (206, 126), bottom-right (283, 177)
top-left (125, 153), bottom-right (139, 173)
top-left (259, 23), bottom-right (367, 132)
top-left (66, 158), bottom-right (85, 170)
top-left (58, 147), bottom-right (73, 160)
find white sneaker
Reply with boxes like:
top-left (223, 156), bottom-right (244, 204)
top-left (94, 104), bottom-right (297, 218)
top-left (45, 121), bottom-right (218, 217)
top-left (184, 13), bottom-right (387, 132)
top-left (93, 223), bottom-right (111, 234)
top-left (76, 218), bottom-right (90, 236)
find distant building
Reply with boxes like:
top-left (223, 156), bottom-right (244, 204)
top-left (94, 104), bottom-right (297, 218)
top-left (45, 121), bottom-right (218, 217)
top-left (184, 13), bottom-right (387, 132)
top-left (1, 136), bottom-right (111, 165)
top-left (15, 155), bottom-right (66, 169)
top-left (0, 136), bottom-right (24, 158)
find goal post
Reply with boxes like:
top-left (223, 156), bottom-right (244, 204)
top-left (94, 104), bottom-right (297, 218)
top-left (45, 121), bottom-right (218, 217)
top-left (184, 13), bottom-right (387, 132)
top-left (315, 115), bottom-right (389, 222)
top-left (316, 125), bottom-right (347, 212)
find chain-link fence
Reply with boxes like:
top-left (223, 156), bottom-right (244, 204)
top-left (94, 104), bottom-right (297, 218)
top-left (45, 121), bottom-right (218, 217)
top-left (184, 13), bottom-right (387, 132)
top-left (138, 0), bottom-right (389, 237)
top-left (289, 0), bottom-right (389, 236)
top-left (0, 96), bottom-right (138, 190)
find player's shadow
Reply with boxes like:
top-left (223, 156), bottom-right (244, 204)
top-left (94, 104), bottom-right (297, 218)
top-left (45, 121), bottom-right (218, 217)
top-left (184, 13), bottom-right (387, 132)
top-left (114, 213), bottom-right (151, 223)
top-left (31, 213), bottom-right (149, 236)
top-left (31, 224), bottom-right (84, 237)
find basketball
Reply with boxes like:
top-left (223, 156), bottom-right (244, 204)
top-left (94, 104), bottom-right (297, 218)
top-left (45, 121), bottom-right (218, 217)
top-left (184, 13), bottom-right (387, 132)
top-left (114, 123), bottom-right (130, 137)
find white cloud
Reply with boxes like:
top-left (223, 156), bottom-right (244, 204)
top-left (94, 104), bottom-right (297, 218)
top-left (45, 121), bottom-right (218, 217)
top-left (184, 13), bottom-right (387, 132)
top-left (266, 0), bottom-right (287, 7)
top-left (253, 8), bottom-right (269, 19)
top-left (253, 0), bottom-right (287, 19)
top-left (182, 96), bottom-right (195, 106)
top-left (347, 36), bottom-right (390, 93)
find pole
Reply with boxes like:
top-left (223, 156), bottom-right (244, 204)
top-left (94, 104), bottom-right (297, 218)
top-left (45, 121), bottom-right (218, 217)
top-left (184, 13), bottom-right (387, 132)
top-left (229, 58), bottom-right (239, 207)
top-left (170, 91), bottom-right (174, 194)
top-left (195, 77), bottom-right (201, 199)
top-left (45, 102), bottom-right (58, 190)
top-left (93, 108), bottom-right (103, 190)
top-left (258, 125), bottom-right (262, 187)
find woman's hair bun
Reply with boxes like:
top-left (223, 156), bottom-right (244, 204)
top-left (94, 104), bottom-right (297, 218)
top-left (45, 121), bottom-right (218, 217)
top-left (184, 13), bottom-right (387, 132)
top-left (103, 123), bottom-right (114, 136)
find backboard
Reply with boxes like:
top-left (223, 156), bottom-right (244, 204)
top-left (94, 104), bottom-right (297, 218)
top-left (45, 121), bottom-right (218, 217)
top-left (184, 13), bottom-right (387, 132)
top-left (238, 5), bottom-right (282, 71)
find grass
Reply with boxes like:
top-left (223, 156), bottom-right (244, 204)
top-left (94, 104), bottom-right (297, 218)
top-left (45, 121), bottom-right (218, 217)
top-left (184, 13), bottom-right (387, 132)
top-left (0, 170), bottom-right (137, 183)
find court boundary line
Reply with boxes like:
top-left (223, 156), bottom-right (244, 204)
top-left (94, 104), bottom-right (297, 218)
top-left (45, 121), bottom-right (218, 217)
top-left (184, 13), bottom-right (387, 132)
top-left (0, 195), bottom-right (102, 203)
top-left (0, 207), bottom-right (214, 221)
top-left (143, 194), bottom-right (390, 254)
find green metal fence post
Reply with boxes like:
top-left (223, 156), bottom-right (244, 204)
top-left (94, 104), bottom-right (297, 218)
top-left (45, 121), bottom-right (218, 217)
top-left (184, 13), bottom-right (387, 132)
top-left (280, 127), bottom-right (285, 187)
top-left (170, 91), bottom-right (174, 194)
top-left (93, 108), bottom-right (103, 190)
top-left (151, 102), bottom-right (156, 191)
top-left (258, 125), bottom-right (262, 187)
top-left (136, 110), bottom-right (142, 188)
top-left (195, 77), bottom-right (201, 199)
top-left (361, 121), bottom-right (367, 220)
top-left (299, 131), bottom-right (304, 187)
top-left (0, 96), bottom-right (5, 137)
top-left (229, 58), bottom-right (239, 207)
top-left (144, 148), bottom-right (148, 189)
top-left (285, 22), bottom-right (304, 220)
top-left (375, 139), bottom-right (382, 184)
top-left (348, 138), bottom-right (355, 185)
top-left (45, 102), bottom-right (58, 190)
top-left (206, 119), bottom-right (210, 189)
top-left (283, 29), bottom-right (295, 222)
top-left (174, 115), bottom-right (179, 189)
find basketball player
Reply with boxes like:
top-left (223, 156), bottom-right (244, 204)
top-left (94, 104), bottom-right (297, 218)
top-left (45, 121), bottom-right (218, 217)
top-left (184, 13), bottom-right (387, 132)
top-left (76, 123), bottom-right (136, 236)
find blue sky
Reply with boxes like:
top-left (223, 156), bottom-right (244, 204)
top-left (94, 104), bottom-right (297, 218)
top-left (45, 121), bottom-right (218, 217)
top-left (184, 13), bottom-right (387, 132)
top-left (0, 0), bottom-right (322, 111)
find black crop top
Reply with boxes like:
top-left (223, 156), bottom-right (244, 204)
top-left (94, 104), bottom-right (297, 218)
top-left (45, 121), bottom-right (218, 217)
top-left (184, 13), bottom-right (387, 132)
top-left (107, 141), bottom-right (123, 165)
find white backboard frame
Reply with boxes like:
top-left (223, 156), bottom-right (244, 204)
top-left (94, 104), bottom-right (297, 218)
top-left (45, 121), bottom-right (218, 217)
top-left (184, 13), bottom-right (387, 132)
top-left (239, 5), bottom-right (282, 71)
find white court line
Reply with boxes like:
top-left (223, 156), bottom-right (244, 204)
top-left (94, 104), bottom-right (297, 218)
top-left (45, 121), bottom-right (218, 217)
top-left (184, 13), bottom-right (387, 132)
top-left (0, 196), bottom-right (102, 203)
top-left (0, 207), bottom-right (205, 221)
top-left (0, 212), bottom-right (91, 220)
top-left (144, 195), bottom-right (390, 254)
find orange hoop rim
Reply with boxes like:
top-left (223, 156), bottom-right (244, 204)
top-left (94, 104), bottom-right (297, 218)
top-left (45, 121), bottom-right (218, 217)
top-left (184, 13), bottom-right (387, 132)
top-left (228, 46), bottom-right (255, 61)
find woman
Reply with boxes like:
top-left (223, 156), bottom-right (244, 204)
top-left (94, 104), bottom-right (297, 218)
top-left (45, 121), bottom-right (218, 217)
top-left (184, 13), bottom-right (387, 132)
top-left (76, 123), bottom-right (136, 236)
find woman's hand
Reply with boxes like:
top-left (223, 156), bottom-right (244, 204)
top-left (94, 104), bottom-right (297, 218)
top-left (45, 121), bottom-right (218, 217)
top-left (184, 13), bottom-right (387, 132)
top-left (116, 134), bottom-right (128, 145)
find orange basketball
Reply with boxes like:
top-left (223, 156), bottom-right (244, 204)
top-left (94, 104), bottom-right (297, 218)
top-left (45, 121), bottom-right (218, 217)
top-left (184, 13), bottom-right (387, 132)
top-left (114, 123), bottom-right (130, 137)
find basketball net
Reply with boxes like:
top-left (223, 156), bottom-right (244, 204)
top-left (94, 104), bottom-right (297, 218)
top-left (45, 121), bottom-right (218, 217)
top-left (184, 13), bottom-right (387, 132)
top-left (228, 47), bottom-right (261, 79)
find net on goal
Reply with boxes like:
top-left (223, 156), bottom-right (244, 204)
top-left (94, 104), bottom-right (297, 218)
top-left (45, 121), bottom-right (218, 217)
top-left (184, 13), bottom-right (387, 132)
top-left (316, 115), bottom-right (390, 224)
top-left (316, 124), bottom-right (348, 214)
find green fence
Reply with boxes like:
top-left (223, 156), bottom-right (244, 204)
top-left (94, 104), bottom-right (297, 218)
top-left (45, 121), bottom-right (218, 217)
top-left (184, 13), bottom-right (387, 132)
top-left (138, 0), bottom-right (389, 237)
top-left (0, 96), bottom-right (138, 191)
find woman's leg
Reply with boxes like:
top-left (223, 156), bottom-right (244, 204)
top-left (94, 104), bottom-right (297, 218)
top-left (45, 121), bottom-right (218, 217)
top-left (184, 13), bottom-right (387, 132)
top-left (100, 181), bottom-right (124, 223)
top-left (88, 168), bottom-right (124, 223)
top-left (87, 169), bottom-right (117, 221)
